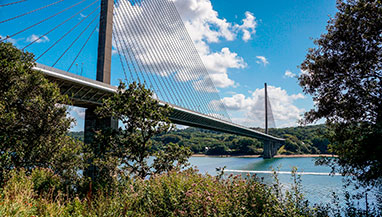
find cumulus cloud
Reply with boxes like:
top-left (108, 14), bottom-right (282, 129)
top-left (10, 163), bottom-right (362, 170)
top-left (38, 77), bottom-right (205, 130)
top-left (235, 11), bottom-right (257, 42)
top-left (284, 70), bottom-right (296, 78)
top-left (256, 56), bottom-right (269, 66)
top-left (174, 0), bottom-right (255, 88)
top-left (212, 86), bottom-right (305, 127)
top-left (26, 34), bottom-right (50, 43)
top-left (113, 0), bottom-right (257, 93)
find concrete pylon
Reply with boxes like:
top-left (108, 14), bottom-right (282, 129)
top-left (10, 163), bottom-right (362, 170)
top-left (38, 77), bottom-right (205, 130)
top-left (263, 140), bottom-right (280, 159)
top-left (96, 0), bottom-right (114, 84)
top-left (84, 0), bottom-right (117, 145)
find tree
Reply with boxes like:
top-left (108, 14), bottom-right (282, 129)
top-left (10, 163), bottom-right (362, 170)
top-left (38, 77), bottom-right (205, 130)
top-left (0, 42), bottom-right (84, 188)
top-left (299, 0), bottom-right (382, 185)
top-left (91, 81), bottom-right (191, 181)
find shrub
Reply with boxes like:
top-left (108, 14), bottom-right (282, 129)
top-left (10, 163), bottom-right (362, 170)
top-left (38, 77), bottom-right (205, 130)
top-left (0, 168), bottom-right (325, 216)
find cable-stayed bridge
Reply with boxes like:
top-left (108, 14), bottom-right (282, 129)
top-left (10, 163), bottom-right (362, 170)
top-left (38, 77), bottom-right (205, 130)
top-left (1, 0), bottom-right (284, 158)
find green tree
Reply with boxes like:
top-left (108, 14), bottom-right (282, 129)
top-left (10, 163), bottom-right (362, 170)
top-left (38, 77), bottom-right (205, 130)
top-left (233, 137), bottom-right (261, 155)
top-left (299, 0), bottom-right (382, 185)
top-left (91, 81), bottom-right (191, 181)
top-left (0, 42), bottom-right (84, 189)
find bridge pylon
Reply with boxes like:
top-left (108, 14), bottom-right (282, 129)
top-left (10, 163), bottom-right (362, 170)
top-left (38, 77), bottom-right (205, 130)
top-left (262, 83), bottom-right (280, 158)
top-left (85, 0), bottom-right (116, 142)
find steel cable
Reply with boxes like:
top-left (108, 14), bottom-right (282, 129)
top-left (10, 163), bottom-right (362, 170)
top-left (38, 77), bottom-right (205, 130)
top-left (22, 0), bottom-right (99, 50)
top-left (148, 0), bottom-right (222, 117)
top-left (112, 13), bottom-right (142, 84)
top-left (0, 0), bottom-right (88, 43)
top-left (0, 0), bottom-right (66, 24)
top-left (0, 0), bottom-right (27, 7)
top-left (137, 0), bottom-right (209, 114)
top-left (123, 0), bottom-right (187, 108)
top-left (153, 0), bottom-right (230, 120)
top-left (52, 13), bottom-right (100, 67)
top-left (167, 0), bottom-right (232, 121)
top-left (152, 0), bottom-right (223, 118)
top-left (128, 0), bottom-right (198, 111)
top-left (35, 5), bottom-right (100, 61)
top-left (115, 0), bottom-right (173, 104)
top-left (68, 23), bottom-right (99, 72)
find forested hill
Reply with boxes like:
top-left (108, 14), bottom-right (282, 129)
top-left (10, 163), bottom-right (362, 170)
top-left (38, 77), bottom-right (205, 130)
top-left (69, 124), bottom-right (330, 155)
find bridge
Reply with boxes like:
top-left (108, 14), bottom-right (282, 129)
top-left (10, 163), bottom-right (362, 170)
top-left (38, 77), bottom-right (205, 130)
top-left (1, 0), bottom-right (284, 158)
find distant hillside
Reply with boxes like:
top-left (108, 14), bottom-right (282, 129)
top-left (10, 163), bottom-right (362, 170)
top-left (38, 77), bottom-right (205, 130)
top-left (68, 131), bottom-right (84, 142)
top-left (68, 124), bottom-right (331, 155)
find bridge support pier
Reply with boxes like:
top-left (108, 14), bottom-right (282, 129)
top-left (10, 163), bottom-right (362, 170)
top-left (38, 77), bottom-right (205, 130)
top-left (263, 140), bottom-right (280, 159)
top-left (84, 107), bottom-right (118, 180)
top-left (84, 107), bottom-right (118, 144)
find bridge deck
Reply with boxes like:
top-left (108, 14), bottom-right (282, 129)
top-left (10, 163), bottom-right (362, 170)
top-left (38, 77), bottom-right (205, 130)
top-left (34, 63), bottom-right (284, 143)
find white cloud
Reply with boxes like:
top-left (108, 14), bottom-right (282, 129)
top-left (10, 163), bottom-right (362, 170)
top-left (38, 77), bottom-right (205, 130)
top-left (70, 107), bottom-right (86, 119)
top-left (284, 70), bottom-right (296, 78)
top-left (174, 0), bottom-right (255, 88)
top-left (212, 86), bottom-right (305, 127)
top-left (26, 34), bottom-right (50, 43)
top-left (235, 11), bottom-right (257, 42)
top-left (256, 56), bottom-right (269, 66)
top-left (0, 35), bottom-right (17, 44)
top-left (113, 0), bottom-right (257, 93)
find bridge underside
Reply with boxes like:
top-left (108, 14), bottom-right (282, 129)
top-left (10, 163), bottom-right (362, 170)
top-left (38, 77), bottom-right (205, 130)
top-left (35, 63), bottom-right (284, 150)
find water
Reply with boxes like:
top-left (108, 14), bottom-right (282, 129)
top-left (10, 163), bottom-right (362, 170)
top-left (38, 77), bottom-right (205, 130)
top-left (188, 156), bottom-right (377, 207)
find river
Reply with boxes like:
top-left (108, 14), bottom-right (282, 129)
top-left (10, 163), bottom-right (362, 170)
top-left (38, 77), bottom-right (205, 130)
top-left (188, 156), bottom-right (378, 208)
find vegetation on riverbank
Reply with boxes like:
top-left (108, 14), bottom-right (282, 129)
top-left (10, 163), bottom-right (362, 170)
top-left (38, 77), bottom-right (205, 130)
top-left (69, 124), bottom-right (331, 156)
top-left (153, 124), bottom-right (331, 156)
top-left (0, 167), bottom-right (330, 217)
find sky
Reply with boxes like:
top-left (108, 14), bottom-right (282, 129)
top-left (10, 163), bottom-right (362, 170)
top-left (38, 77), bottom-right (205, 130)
top-left (0, 0), bottom-right (337, 131)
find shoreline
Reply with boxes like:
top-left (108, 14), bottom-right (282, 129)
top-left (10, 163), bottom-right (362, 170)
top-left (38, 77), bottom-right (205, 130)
top-left (192, 154), bottom-right (337, 158)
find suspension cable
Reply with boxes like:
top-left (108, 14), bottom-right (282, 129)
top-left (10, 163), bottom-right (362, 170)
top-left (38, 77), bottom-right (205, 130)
top-left (125, 0), bottom-right (191, 110)
top-left (115, 0), bottom-right (172, 103)
top-left (52, 14), bottom-right (99, 67)
top-left (112, 26), bottom-right (135, 82)
top-left (22, 0), bottom-right (99, 50)
top-left (112, 15), bottom-right (142, 84)
top-left (165, 0), bottom-right (232, 121)
top-left (148, 0), bottom-right (223, 118)
top-left (68, 23), bottom-right (99, 72)
top-left (0, 0), bottom-right (66, 24)
top-left (0, 0), bottom-right (88, 43)
top-left (113, 35), bottom-right (129, 83)
top-left (143, 0), bottom-right (214, 116)
top-left (0, 0), bottom-right (27, 7)
top-left (133, 0), bottom-right (202, 112)
top-left (35, 5), bottom-right (100, 61)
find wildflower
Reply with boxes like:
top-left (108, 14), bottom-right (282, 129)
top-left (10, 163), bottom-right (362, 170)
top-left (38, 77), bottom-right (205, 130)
top-left (206, 196), bottom-right (212, 202)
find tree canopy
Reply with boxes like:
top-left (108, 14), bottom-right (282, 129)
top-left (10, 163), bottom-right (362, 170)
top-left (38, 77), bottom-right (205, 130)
top-left (299, 0), bottom-right (382, 185)
top-left (90, 81), bottom-right (191, 181)
top-left (0, 42), bottom-right (83, 187)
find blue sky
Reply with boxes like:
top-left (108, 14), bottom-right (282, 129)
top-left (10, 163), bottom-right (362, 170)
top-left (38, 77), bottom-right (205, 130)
top-left (0, 0), bottom-right (337, 131)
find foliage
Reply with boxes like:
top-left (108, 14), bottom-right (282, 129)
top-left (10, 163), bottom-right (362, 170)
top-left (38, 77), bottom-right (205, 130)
top-left (0, 168), bottom-right (330, 217)
top-left (0, 42), bottom-right (84, 189)
top-left (299, 0), bottom-right (382, 185)
top-left (69, 125), bottom-right (331, 157)
top-left (87, 81), bottom-right (191, 183)
top-left (151, 125), bottom-right (330, 156)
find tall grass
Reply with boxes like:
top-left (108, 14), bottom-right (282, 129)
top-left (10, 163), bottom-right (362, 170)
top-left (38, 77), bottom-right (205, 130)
top-left (0, 168), bottom-right (327, 216)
